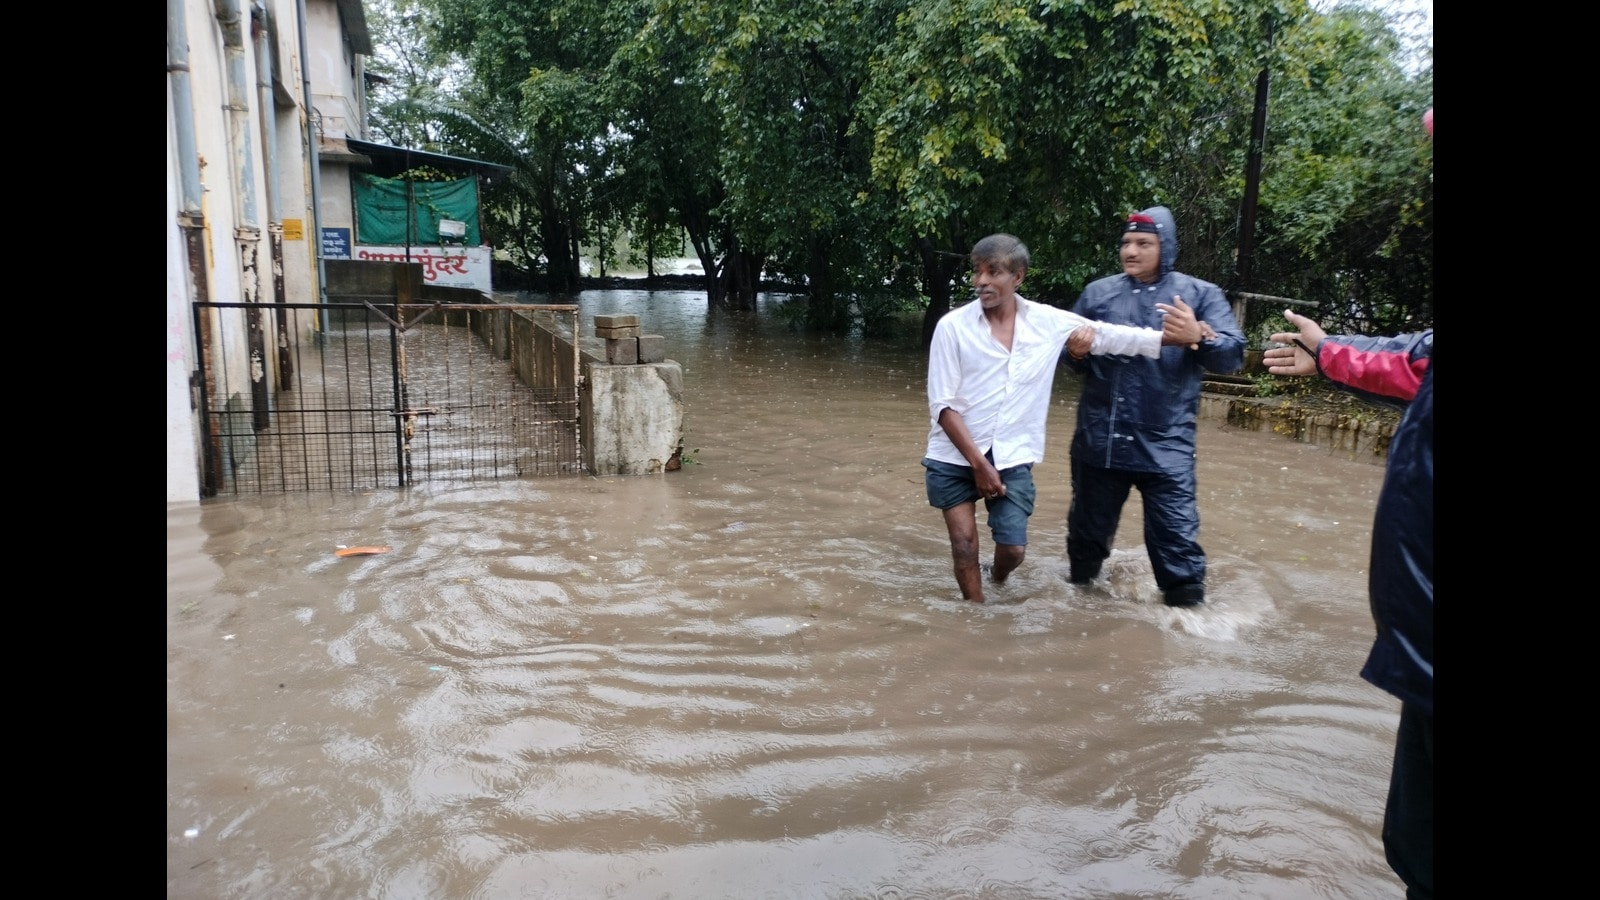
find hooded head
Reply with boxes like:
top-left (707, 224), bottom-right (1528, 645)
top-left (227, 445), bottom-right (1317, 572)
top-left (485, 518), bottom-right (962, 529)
top-left (1119, 205), bottom-right (1178, 283)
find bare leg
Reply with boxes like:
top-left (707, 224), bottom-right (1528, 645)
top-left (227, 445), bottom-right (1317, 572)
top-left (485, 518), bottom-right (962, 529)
top-left (941, 503), bottom-right (985, 602)
top-left (991, 543), bottom-right (1026, 583)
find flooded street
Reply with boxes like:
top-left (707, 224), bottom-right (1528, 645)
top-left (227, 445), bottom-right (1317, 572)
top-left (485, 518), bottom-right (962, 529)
top-left (167, 290), bottom-right (1403, 899)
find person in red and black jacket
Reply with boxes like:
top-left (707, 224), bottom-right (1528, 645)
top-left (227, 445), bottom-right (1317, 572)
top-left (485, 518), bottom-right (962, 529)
top-left (1265, 308), bottom-right (1433, 899)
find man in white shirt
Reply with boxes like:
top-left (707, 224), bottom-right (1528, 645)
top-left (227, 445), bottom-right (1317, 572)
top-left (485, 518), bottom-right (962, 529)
top-left (923, 233), bottom-right (1203, 602)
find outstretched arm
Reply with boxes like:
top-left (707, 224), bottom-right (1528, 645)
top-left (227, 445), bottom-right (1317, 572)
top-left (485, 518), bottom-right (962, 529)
top-left (1065, 319), bottom-right (1163, 360)
top-left (1265, 309), bottom-right (1430, 403)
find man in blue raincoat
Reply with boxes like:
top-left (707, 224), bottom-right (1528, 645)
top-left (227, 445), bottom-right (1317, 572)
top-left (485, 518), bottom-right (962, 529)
top-left (1064, 206), bottom-right (1244, 607)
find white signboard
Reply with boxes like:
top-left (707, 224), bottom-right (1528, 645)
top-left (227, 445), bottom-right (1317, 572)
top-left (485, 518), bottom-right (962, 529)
top-left (354, 246), bottom-right (493, 292)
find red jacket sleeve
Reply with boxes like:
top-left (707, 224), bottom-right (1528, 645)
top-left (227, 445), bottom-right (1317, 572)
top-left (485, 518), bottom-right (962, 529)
top-left (1317, 331), bottom-right (1432, 402)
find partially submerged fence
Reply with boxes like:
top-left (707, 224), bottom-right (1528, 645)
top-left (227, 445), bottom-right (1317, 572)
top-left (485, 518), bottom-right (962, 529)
top-left (192, 300), bottom-right (580, 495)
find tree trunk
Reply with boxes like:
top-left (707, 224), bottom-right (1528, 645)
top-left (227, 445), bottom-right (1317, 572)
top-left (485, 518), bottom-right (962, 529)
top-left (806, 240), bottom-right (848, 332)
top-left (918, 235), bottom-right (962, 348)
top-left (688, 229), bottom-right (727, 308)
top-left (719, 245), bottom-right (762, 311)
top-left (538, 182), bottom-right (580, 292)
top-left (645, 221), bottom-right (656, 282)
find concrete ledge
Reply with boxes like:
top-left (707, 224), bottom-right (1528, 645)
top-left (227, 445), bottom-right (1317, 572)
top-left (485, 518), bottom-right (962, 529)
top-left (510, 312), bottom-right (581, 391)
top-left (1201, 392), bottom-right (1397, 461)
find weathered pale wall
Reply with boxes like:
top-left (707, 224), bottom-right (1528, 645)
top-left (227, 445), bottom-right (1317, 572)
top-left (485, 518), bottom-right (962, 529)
top-left (582, 361), bottom-right (685, 476)
top-left (168, 0), bottom-right (362, 502)
top-left (168, 0), bottom-right (279, 502)
top-left (167, 114), bottom-right (201, 504)
top-left (304, 0), bottom-right (365, 140)
top-left (510, 313), bottom-right (580, 393)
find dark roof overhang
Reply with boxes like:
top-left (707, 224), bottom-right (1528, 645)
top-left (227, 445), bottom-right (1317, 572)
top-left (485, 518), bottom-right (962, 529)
top-left (343, 138), bottom-right (513, 185)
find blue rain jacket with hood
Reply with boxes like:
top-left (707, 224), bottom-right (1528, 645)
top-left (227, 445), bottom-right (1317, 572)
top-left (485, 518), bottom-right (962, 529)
top-left (1067, 206), bottom-right (1245, 472)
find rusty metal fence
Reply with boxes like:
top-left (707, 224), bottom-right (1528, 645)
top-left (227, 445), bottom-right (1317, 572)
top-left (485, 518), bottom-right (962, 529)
top-left (192, 301), bottom-right (581, 495)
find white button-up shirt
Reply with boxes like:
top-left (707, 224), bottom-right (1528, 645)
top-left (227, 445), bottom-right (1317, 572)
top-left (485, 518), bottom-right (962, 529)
top-left (925, 295), bottom-right (1160, 469)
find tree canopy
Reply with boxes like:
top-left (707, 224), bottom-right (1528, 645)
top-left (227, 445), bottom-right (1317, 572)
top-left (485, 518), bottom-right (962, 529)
top-left (364, 0), bottom-right (1433, 340)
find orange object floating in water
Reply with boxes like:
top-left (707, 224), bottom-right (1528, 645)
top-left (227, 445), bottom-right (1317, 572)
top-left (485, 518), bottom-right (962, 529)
top-left (335, 545), bottom-right (392, 557)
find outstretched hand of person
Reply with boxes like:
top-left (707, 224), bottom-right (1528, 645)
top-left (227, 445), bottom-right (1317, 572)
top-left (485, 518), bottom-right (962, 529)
top-left (1262, 309), bottom-right (1329, 376)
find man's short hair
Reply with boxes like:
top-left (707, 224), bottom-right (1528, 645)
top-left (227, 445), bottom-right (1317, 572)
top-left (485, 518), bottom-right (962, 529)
top-left (971, 233), bottom-right (1029, 274)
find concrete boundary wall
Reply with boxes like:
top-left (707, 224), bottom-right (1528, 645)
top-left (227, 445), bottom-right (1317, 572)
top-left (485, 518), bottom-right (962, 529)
top-left (504, 306), bottom-right (684, 477)
top-left (504, 310), bottom-right (579, 391)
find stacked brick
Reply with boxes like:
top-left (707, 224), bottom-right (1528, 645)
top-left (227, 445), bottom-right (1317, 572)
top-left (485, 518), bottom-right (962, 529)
top-left (594, 315), bottom-right (666, 364)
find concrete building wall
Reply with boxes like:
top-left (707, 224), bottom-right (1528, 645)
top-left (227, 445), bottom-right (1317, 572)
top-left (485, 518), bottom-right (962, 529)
top-left (167, 107), bottom-right (201, 504)
top-left (168, 0), bottom-right (279, 503)
top-left (167, 0), bottom-right (362, 503)
top-left (271, 55), bottom-right (316, 317)
top-left (273, 103), bottom-right (316, 315)
top-left (305, 0), bottom-right (366, 140)
top-left (319, 163), bottom-right (357, 236)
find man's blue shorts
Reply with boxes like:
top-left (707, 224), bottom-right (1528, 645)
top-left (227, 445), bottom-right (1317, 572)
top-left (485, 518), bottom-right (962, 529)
top-left (922, 455), bottom-right (1037, 546)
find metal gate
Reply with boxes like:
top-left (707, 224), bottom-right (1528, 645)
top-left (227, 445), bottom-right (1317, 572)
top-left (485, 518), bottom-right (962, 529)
top-left (192, 300), bottom-right (582, 495)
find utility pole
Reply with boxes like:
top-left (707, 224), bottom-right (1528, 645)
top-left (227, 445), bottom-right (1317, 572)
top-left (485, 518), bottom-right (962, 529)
top-left (1232, 21), bottom-right (1274, 329)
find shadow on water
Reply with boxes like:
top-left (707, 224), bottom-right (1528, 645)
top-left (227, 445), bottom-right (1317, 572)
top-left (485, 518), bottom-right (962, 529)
top-left (168, 289), bottom-right (1402, 899)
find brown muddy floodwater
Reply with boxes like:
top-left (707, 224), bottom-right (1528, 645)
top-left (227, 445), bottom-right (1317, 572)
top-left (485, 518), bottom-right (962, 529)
top-left (168, 290), bottom-right (1404, 899)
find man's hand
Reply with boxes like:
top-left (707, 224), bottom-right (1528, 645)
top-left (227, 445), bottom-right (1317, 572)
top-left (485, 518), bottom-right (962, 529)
top-left (975, 460), bottom-right (1007, 502)
top-left (1066, 325), bottom-right (1094, 360)
top-left (1156, 296), bottom-right (1203, 347)
top-left (937, 408), bottom-right (1007, 502)
top-left (1262, 309), bottom-right (1328, 376)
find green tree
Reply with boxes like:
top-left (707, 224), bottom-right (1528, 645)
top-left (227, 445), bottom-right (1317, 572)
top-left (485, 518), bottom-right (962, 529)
top-left (371, 0), bottom-right (1428, 340)
top-left (609, 12), bottom-right (748, 308)
top-left (413, 0), bottom-right (746, 300)
top-left (859, 0), bottom-right (1297, 343)
top-left (662, 0), bottom-right (909, 330)
top-left (365, 0), bottom-right (460, 149)
top-left (1251, 4), bottom-right (1433, 335)
top-left (417, 0), bottom-right (630, 290)
top-left (366, 2), bottom-right (552, 279)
